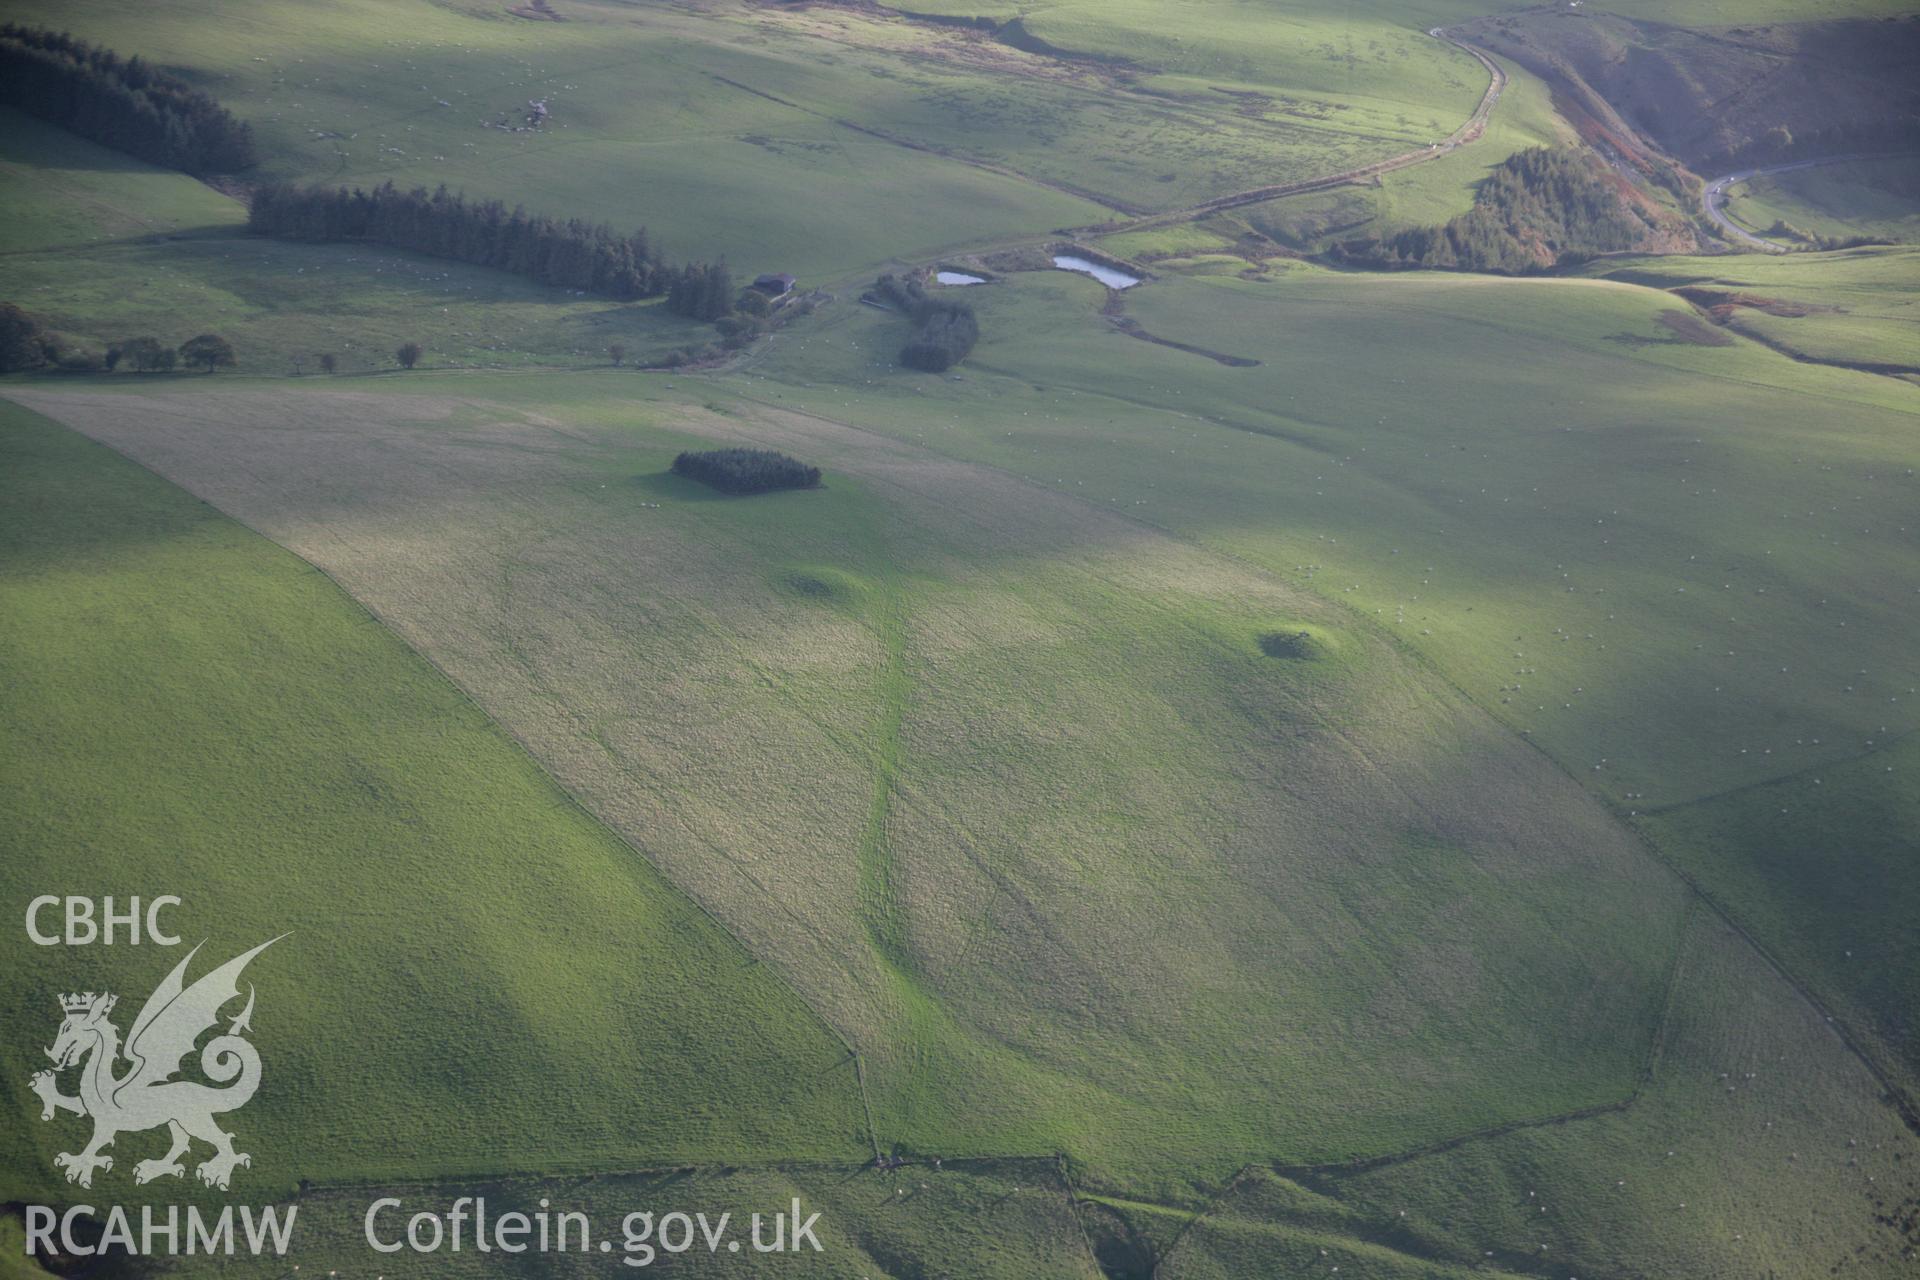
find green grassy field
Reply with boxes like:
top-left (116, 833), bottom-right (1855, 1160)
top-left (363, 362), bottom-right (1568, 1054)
top-left (720, 260), bottom-right (1920, 1106)
top-left (1723, 156), bottom-right (1920, 246)
top-left (0, 0), bottom-right (1505, 282)
top-left (1597, 245), bottom-right (1920, 371)
top-left (1250, 909), bottom-right (1920, 1278)
top-left (1214, 53), bottom-right (1571, 253)
top-left (5, 0), bottom-right (1918, 1273)
top-left (0, 401), bottom-right (868, 1199)
top-left (7, 375), bottom-right (1691, 1203)
top-left (0, 0), bottom-right (1114, 281)
top-left (0, 110), bottom-right (723, 372)
top-left (0, 108), bottom-right (240, 254)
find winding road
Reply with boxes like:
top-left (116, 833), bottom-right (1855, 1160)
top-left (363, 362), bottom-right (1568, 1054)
top-left (1703, 152), bottom-right (1917, 253)
top-left (1703, 159), bottom-right (1833, 252)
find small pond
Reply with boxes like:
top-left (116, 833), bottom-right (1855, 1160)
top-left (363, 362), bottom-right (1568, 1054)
top-left (1051, 254), bottom-right (1140, 289)
top-left (935, 270), bottom-right (987, 285)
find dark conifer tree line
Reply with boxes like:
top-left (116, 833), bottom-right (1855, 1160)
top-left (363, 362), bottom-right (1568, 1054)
top-left (872, 273), bottom-right (979, 372)
top-left (248, 182), bottom-right (667, 300)
top-left (671, 448), bottom-right (821, 495)
top-left (0, 25), bottom-right (256, 174)
top-left (665, 262), bottom-right (736, 321)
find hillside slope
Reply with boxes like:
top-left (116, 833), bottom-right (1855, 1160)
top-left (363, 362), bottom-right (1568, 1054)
top-left (8, 377), bottom-right (1691, 1199)
top-left (1462, 8), bottom-right (1920, 171)
top-left (0, 402), bottom-right (867, 1197)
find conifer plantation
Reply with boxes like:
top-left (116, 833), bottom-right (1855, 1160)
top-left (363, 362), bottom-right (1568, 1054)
top-left (1335, 149), bottom-right (1653, 274)
top-left (670, 447), bottom-right (821, 494)
top-left (0, 25), bottom-right (256, 175)
top-left (247, 182), bottom-right (668, 300)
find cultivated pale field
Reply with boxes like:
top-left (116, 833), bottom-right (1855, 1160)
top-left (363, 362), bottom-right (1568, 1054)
top-left (7, 377), bottom-right (1690, 1201)
top-left (0, 401), bottom-right (867, 1199)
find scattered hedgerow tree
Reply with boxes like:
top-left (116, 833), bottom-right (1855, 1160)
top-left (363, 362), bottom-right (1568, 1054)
top-left (0, 302), bottom-right (62, 372)
top-left (318, 352), bottom-right (338, 374)
top-left (900, 304), bottom-right (978, 372)
top-left (396, 342), bottom-right (423, 370)
top-left (872, 273), bottom-right (979, 371)
top-left (117, 336), bottom-right (172, 372)
top-left (179, 333), bottom-right (236, 374)
top-left (670, 448), bottom-right (821, 495)
top-left (609, 342), bottom-right (627, 366)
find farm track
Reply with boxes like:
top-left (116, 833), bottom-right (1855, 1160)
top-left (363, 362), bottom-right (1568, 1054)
top-left (704, 25), bottom-right (1508, 235)
top-left (1054, 33), bottom-right (1507, 239)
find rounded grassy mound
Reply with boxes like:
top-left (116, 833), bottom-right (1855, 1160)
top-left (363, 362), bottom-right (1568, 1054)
top-left (779, 564), bottom-right (870, 609)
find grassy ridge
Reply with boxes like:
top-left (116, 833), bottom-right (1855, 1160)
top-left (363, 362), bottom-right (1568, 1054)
top-left (1595, 245), bottom-right (1920, 370)
top-left (0, 0), bottom-right (1594, 281)
top-left (0, 402), bottom-right (867, 1199)
top-left (1211, 53), bottom-right (1572, 254)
